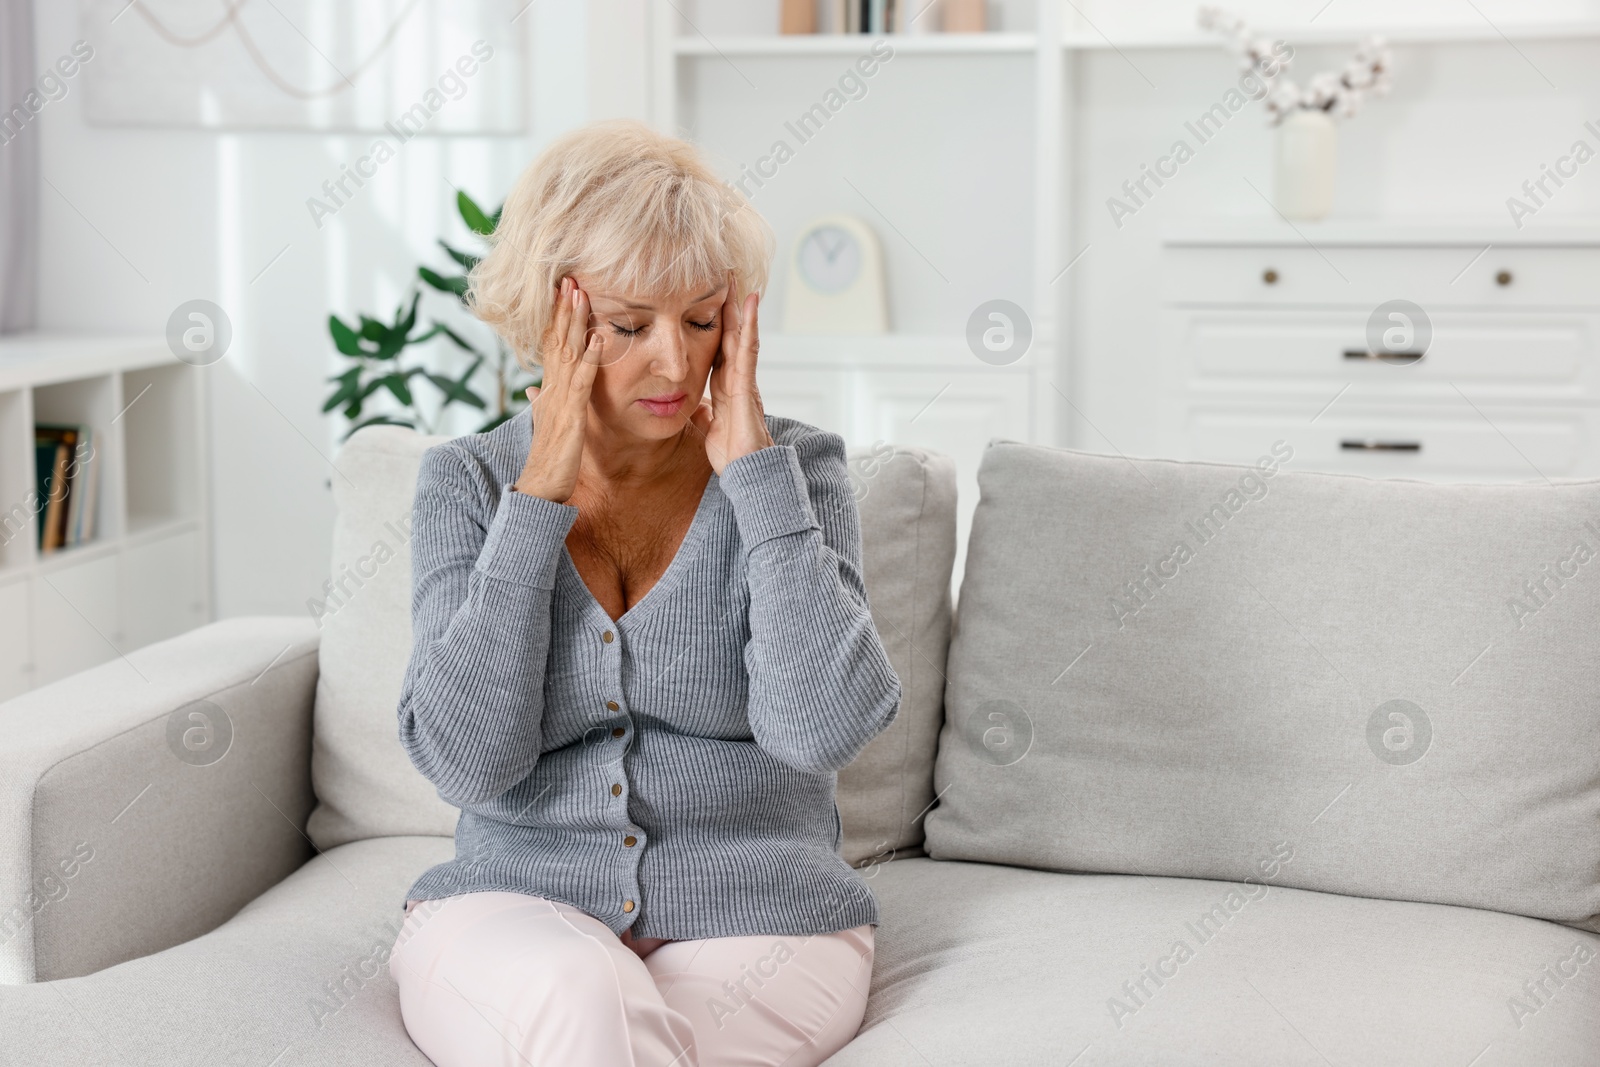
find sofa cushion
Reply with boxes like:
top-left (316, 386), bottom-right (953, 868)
top-left (839, 444), bottom-right (957, 864)
top-left (0, 835), bottom-right (452, 1066)
top-left (305, 427), bottom-right (450, 851)
top-left (825, 857), bottom-right (1600, 1066)
top-left (924, 441), bottom-right (1600, 933)
top-left (307, 425), bottom-right (956, 867)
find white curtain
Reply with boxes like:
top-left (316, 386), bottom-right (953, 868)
top-left (0, 0), bottom-right (37, 334)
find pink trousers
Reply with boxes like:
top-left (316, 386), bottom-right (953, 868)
top-left (389, 891), bottom-right (875, 1067)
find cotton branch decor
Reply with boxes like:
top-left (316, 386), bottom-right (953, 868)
top-left (1198, 7), bottom-right (1394, 124)
top-left (1197, 6), bottom-right (1396, 219)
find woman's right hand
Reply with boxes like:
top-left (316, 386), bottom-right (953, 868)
top-left (513, 276), bottom-right (603, 503)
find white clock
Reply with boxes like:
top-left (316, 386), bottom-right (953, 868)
top-left (782, 214), bottom-right (888, 334)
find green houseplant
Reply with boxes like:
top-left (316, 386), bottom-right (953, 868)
top-left (324, 190), bottom-right (539, 439)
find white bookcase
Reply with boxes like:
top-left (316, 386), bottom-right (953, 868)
top-left (0, 335), bottom-right (211, 701)
top-left (651, 0), bottom-right (1067, 598)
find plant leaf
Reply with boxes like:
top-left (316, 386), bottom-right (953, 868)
top-left (322, 367), bottom-right (363, 413)
top-left (329, 315), bottom-right (365, 356)
top-left (420, 265), bottom-right (470, 299)
top-left (373, 334), bottom-right (406, 360)
top-left (426, 363), bottom-right (487, 410)
top-left (343, 414), bottom-right (415, 442)
top-left (433, 321), bottom-right (483, 356)
top-left (458, 190), bottom-right (496, 236)
top-left (399, 291), bottom-right (421, 335)
top-left (438, 240), bottom-right (481, 272)
top-left (358, 315), bottom-right (387, 342)
top-left (378, 373), bottom-right (414, 406)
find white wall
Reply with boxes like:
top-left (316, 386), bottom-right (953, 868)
top-left (32, 0), bottom-right (591, 620)
top-left (30, 0), bottom-right (1600, 616)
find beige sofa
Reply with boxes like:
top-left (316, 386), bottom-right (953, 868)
top-left (2, 426), bottom-right (1597, 1066)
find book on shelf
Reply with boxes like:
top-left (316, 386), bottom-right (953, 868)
top-left (820, 0), bottom-right (917, 34)
top-left (34, 423), bottom-right (98, 554)
top-left (35, 436), bottom-right (67, 552)
top-left (69, 427), bottom-right (100, 547)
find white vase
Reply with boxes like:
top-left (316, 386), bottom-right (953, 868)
top-left (1274, 109), bottom-right (1338, 221)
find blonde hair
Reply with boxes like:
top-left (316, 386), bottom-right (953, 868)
top-left (467, 119), bottom-right (776, 371)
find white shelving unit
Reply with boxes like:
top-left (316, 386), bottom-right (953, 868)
top-left (1058, 21), bottom-right (1600, 48)
top-left (651, 1), bottom-right (1069, 597)
top-left (671, 32), bottom-right (1039, 55)
top-left (645, 2), bottom-right (1600, 590)
top-left (0, 335), bottom-right (211, 700)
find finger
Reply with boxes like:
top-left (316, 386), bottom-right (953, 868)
top-left (578, 329), bottom-right (604, 368)
top-left (718, 271), bottom-right (740, 369)
top-left (737, 291), bottom-right (760, 387)
top-left (706, 338), bottom-right (730, 406)
top-left (566, 283), bottom-right (590, 365)
top-left (549, 277), bottom-right (572, 363)
top-left (569, 330), bottom-right (603, 402)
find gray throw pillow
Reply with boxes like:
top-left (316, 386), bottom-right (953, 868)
top-left (925, 439), bottom-right (1600, 933)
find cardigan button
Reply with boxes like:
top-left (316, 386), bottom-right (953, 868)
top-left (623, 835), bottom-right (637, 847)
top-left (606, 700), bottom-right (620, 711)
top-left (623, 900), bottom-right (635, 913)
top-left (612, 727), bottom-right (626, 739)
top-left (611, 783), bottom-right (622, 796)
top-left (602, 630), bottom-right (615, 643)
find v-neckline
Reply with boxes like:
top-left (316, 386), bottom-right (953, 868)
top-left (560, 468), bottom-right (720, 629)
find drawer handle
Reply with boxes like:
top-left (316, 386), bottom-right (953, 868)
top-left (1496, 270), bottom-right (1513, 286)
top-left (1262, 268), bottom-right (1279, 285)
top-left (1344, 348), bottom-right (1425, 364)
top-left (1341, 439), bottom-right (1422, 452)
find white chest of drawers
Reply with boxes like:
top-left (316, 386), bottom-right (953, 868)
top-left (1160, 222), bottom-right (1600, 483)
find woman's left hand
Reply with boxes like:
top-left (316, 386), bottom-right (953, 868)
top-left (690, 271), bottom-right (775, 474)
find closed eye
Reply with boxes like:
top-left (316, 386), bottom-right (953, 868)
top-left (608, 317), bottom-right (718, 336)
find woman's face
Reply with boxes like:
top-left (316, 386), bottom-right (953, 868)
top-left (570, 273), bottom-right (729, 443)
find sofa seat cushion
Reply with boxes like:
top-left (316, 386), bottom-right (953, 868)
top-left (824, 858), bottom-right (1600, 1067)
top-left (0, 836), bottom-right (452, 1066)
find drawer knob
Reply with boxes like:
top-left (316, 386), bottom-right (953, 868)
top-left (1496, 270), bottom-right (1513, 286)
top-left (1262, 268), bottom-right (1279, 285)
top-left (1341, 439), bottom-right (1422, 452)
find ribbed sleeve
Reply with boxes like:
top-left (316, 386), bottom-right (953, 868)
top-left (396, 445), bottom-right (579, 807)
top-left (719, 437), bottom-right (904, 774)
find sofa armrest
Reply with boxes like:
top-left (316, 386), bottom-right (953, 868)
top-left (0, 617), bottom-right (319, 984)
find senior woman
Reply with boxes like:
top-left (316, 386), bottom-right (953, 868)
top-left (385, 118), bottom-right (903, 1067)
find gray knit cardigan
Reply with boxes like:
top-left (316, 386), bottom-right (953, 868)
top-left (396, 410), bottom-right (904, 940)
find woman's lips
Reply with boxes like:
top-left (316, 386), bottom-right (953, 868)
top-left (638, 393), bottom-right (686, 417)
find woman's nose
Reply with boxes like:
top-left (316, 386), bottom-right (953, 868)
top-left (649, 328), bottom-right (692, 379)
